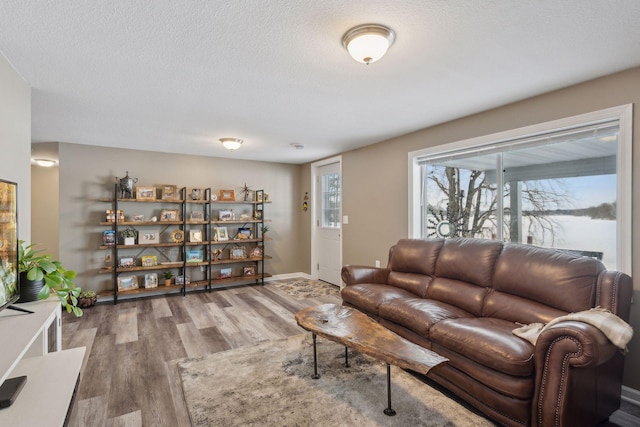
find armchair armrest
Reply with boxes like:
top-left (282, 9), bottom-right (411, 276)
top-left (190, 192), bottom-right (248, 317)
top-left (341, 265), bottom-right (390, 287)
top-left (532, 321), bottom-right (620, 426)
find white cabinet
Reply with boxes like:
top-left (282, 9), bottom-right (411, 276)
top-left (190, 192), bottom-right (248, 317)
top-left (0, 300), bottom-right (85, 427)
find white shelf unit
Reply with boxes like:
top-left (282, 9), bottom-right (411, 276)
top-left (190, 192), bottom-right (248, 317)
top-left (0, 300), bottom-right (85, 427)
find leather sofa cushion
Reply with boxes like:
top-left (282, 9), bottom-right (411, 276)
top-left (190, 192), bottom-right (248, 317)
top-left (387, 271), bottom-right (432, 298)
top-left (379, 298), bottom-right (473, 337)
top-left (426, 277), bottom-right (489, 317)
top-left (483, 290), bottom-right (568, 325)
top-left (340, 284), bottom-right (416, 316)
top-left (435, 238), bottom-right (503, 287)
top-left (430, 317), bottom-right (534, 377)
top-left (493, 244), bottom-right (604, 313)
top-left (432, 344), bottom-right (534, 399)
top-left (388, 238), bottom-right (444, 276)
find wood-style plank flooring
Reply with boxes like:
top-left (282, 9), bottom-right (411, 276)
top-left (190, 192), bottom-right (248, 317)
top-left (62, 283), bottom-right (639, 427)
top-left (62, 283), bottom-right (341, 427)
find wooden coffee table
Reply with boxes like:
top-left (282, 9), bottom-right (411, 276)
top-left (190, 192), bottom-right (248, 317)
top-left (295, 303), bottom-right (448, 416)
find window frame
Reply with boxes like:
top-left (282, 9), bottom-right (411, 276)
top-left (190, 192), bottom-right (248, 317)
top-left (408, 104), bottom-right (633, 274)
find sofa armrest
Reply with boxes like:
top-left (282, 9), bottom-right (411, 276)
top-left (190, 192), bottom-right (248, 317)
top-left (532, 320), bottom-right (620, 426)
top-left (341, 265), bottom-right (390, 287)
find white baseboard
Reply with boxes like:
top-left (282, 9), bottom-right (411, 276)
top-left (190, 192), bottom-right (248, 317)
top-left (265, 272), bottom-right (312, 282)
top-left (622, 386), bottom-right (640, 407)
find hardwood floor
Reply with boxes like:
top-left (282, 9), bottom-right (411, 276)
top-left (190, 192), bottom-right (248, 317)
top-left (62, 283), bottom-right (341, 427)
top-left (62, 282), bottom-right (640, 427)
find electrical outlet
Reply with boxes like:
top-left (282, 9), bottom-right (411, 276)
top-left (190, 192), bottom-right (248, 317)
top-left (375, 260), bottom-right (380, 268)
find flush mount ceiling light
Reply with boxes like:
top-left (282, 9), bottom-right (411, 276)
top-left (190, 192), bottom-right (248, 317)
top-left (220, 138), bottom-right (243, 151)
top-left (342, 23), bottom-right (396, 64)
top-left (33, 158), bottom-right (57, 167)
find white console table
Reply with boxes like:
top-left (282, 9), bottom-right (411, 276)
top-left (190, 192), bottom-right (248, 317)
top-left (0, 300), bottom-right (85, 426)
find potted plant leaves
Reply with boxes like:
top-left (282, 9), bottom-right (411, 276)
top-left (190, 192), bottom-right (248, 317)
top-left (77, 290), bottom-right (97, 308)
top-left (18, 240), bottom-right (83, 316)
top-left (119, 227), bottom-right (138, 245)
top-left (162, 270), bottom-right (174, 287)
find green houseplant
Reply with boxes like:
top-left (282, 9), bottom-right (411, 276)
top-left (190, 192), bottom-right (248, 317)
top-left (162, 270), bottom-right (174, 287)
top-left (119, 227), bottom-right (138, 245)
top-left (18, 240), bottom-right (83, 316)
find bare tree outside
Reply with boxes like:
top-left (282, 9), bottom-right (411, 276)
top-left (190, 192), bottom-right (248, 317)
top-left (424, 165), bottom-right (571, 244)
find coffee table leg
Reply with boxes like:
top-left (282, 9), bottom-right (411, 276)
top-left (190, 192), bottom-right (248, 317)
top-left (383, 364), bottom-right (396, 416)
top-left (344, 346), bottom-right (349, 367)
top-left (311, 333), bottom-right (320, 379)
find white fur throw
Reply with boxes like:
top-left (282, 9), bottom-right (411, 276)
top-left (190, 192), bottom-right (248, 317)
top-left (512, 307), bottom-right (633, 351)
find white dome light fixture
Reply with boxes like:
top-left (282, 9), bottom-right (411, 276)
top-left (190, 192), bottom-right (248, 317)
top-left (33, 158), bottom-right (57, 167)
top-left (342, 24), bottom-right (396, 65)
top-left (220, 138), bottom-right (243, 151)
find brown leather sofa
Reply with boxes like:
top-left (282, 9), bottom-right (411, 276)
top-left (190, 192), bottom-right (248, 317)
top-left (341, 238), bottom-right (633, 427)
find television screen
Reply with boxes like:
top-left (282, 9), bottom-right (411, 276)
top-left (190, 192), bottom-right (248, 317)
top-left (0, 179), bottom-right (18, 311)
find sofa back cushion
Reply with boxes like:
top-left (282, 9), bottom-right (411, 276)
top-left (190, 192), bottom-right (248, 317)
top-left (387, 239), bottom-right (444, 297)
top-left (492, 244), bottom-right (605, 314)
top-left (434, 238), bottom-right (503, 287)
top-left (388, 238), bottom-right (444, 275)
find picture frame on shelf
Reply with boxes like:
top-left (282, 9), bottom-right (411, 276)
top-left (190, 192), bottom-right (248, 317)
top-left (219, 268), bottom-right (233, 279)
top-left (160, 209), bottom-right (179, 221)
top-left (189, 230), bottom-right (203, 243)
top-left (136, 186), bottom-right (156, 200)
top-left (175, 275), bottom-right (190, 285)
top-left (190, 211), bottom-right (205, 221)
top-left (214, 226), bottom-right (229, 241)
top-left (250, 246), bottom-right (263, 258)
top-left (186, 250), bottom-right (203, 263)
top-left (131, 214), bottom-right (145, 222)
top-left (141, 255), bottom-right (158, 267)
top-left (102, 230), bottom-right (116, 246)
top-left (254, 210), bottom-right (263, 220)
top-left (119, 257), bottom-right (135, 267)
top-left (219, 189), bottom-right (235, 201)
top-left (118, 275), bottom-right (139, 291)
top-left (140, 230), bottom-right (159, 244)
top-left (236, 228), bottom-right (252, 239)
top-left (229, 246), bottom-right (247, 260)
top-left (218, 209), bottom-right (234, 221)
top-left (161, 185), bottom-right (178, 200)
top-left (243, 265), bottom-right (257, 276)
top-left (144, 273), bottom-right (158, 288)
top-left (255, 191), bottom-right (263, 203)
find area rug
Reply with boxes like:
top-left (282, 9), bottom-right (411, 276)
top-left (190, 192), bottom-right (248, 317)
top-left (268, 278), bottom-right (340, 299)
top-left (178, 334), bottom-right (494, 426)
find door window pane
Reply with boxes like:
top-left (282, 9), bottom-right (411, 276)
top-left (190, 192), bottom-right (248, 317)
top-left (321, 173), bottom-right (341, 228)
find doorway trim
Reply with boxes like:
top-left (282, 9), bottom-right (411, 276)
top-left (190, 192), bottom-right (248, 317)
top-left (310, 155), bottom-right (342, 282)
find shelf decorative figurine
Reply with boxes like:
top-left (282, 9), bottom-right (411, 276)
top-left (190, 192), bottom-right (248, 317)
top-left (116, 171), bottom-right (138, 199)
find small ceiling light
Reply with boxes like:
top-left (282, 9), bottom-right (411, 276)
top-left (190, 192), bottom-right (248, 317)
top-left (220, 138), bottom-right (243, 151)
top-left (342, 24), bottom-right (396, 65)
top-left (34, 158), bottom-right (57, 167)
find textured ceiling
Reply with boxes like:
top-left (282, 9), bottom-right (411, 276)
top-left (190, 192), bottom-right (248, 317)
top-left (2, 1), bottom-right (640, 164)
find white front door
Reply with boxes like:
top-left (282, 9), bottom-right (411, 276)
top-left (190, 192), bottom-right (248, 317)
top-left (315, 162), bottom-right (342, 286)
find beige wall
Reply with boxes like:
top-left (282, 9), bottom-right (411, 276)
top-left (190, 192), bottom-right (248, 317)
top-left (337, 66), bottom-right (640, 389)
top-left (55, 143), bottom-right (307, 294)
top-left (31, 163), bottom-right (59, 259)
top-left (0, 52), bottom-right (31, 241)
